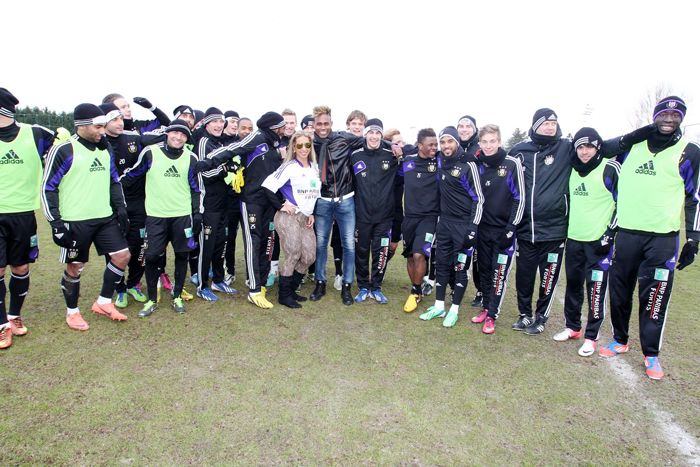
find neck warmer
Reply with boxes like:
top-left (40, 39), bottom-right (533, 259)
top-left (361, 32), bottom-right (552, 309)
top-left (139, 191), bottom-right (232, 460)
top-left (480, 147), bottom-right (507, 167)
top-left (0, 120), bottom-right (20, 143)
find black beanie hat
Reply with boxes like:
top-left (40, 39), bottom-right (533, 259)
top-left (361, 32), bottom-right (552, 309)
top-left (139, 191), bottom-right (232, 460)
top-left (301, 114), bottom-right (313, 129)
top-left (457, 115), bottom-right (477, 132)
top-left (257, 111), bottom-right (285, 130)
top-left (98, 103), bottom-right (121, 123)
top-left (363, 118), bottom-right (384, 136)
top-left (439, 126), bottom-right (460, 145)
top-left (224, 110), bottom-right (240, 120)
top-left (654, 96), bottom-right (686, 122)
top-left (166, 119), bottom-right (193, 138)
top-left (573, 127), bottom-right (602, 151)
top-left (173, 105), bottom-right (194, 120)
top-left (74, 103), bottom-right (107, 126)
top-left (532, 108), bottom-right (558, 133)
top-left (194, 110), bottom-right (204, 124)
top-left (0, 88), bottom-right (19, 117)
top-left (202, 107), bottom-right (225, 125)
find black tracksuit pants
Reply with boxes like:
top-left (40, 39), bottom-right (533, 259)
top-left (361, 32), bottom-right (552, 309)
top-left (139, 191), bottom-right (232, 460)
top-left (609, 231), bottom-right (678, 357)
top-left (197, 210), bottom-right (228, 290)
top-left (240, 201), bottom-right (275, 293)
top-left (225, 191), bottom-right (242, 277)
top-left (477, 224), bottom-right (516, 320)
top-left (355, 220), bottom-right (392, 291)
top-left (115, 198), bottom-right (146, 293)
top-left (434, 218), bottom-right (473, 307)
top-left (563, 239), bottom-right (611, 340)
top-left (515, 239), bottom-right (565, 320)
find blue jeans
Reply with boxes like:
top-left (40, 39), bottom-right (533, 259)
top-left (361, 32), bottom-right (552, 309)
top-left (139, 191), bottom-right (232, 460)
top-left (314, 197), bottom-right (355, 284)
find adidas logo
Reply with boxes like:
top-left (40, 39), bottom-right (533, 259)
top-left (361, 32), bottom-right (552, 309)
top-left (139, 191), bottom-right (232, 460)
top-left (164, 165), bottom-right (180, 177)
top-left (89, 158), bottom-right (106, 172)
top-left (0, 149), bottom-right (23, 165)
top-left (635, 161), bottom-right (656, 176)
top-left (573, 182), bottom-right (588, 196)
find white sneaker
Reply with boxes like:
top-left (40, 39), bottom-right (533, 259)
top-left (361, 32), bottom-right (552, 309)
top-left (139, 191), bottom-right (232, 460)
top-left (552, 328), bottom-right (582, 342)
top-left (578, 339), bottom-right (596, 357)
top-left (333, 275), bottom-right (342, 291)
top-left (224, 274), bottom-right (235, 286)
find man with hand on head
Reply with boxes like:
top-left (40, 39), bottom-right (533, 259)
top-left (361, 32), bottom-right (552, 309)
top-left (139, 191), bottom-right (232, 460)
top-left (102, 93), bottom-right (170, 134)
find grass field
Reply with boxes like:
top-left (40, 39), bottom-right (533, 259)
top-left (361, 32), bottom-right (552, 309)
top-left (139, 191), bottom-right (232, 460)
top-left (2, 216), bottom-right (700, 466)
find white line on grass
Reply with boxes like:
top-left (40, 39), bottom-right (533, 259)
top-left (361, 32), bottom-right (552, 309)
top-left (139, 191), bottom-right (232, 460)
top-left (553, 290), bottom-right (700, 465)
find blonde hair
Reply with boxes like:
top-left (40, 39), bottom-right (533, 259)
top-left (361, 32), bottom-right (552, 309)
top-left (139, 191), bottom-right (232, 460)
top-left (384, 128), bottom-right (401, 142)
top-left (285, 131), bottom-right (317, 165)
top-left (479, 124), bottom-right (501, 141)
top-left (312, 105), bottom-right (331, 119)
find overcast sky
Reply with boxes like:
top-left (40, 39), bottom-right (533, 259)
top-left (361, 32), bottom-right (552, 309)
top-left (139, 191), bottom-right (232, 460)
top-left (7, 0), bottom-right (700, 142)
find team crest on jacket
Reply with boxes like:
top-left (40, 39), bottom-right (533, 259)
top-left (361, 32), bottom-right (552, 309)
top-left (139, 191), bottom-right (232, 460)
top-left (127, 141), bottom-right (138, 153)
top-left (248, 213), bottom-right (257, 224)
top-left (497, 166), bottom-right (507, 177)
top-left (450, 166), bottom-right (462, 177)
top-left (544, 155), bottom-right (554, 165)
top-left (428, 162), bottom-right (436, 172)
top-left (382, 161), bottom-right (390, 170)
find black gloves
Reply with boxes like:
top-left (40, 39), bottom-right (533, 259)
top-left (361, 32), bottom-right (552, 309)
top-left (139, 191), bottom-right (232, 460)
top-left (594, 228), bottom-right (616, 256)
top-left (498, 224), bottom-right (517, 250)
top-left (620, 123), bottom-right (657, 150)
top-left (462, 225), bottom-right (478, 250)
top-left (677, 239), bottom-right (699, 270)
top-left (117, 209), bottom-right (130, 238)
top-left (51, 223), bottom-right (72, 249)
top-left (192, 213), bottom-right (203, 237)
top-left (133, 97), bottom-right (154, 111)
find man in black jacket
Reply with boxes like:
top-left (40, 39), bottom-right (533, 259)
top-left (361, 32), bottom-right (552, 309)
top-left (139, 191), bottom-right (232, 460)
top-left (351, 119), bottom-right (399, 304)
top-left (195, 108), bottom-right (238, 301)
top-left (398, 128), bottom-right (439, 313)
top-left (419, 127), bottom-right (484, 328)
top-left (207, 112), bottom-right (286, 309)
top-left (469, 124), bottom-right (525, 334)
top-left (457, 114), bottom-right (483, 307)
top-left (510, 108), bottom-right (653, 336)
top-left (99, 103), bottom-right (148, 309)
top-left (101, 93), bottom-right (170, 134)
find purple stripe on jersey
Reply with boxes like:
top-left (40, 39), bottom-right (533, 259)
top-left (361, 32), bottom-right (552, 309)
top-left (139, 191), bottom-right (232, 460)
top-left (128, 158), bottom-right (152, 178)
top-left (680, 158), bottom-right (696, 196)
top-left (246, 143), bottom-right (269, 167)
top-left (140, 120), bottom-right (161, 134)
top-left (38, 137), bottom-right (53, 156)
top-left (45, 155), bottom-right (73, 191)
top-left (110, 153), bottom-right (120, 182)
top-left (506, 172), bottom-right (520, 200)
top-left (459, 175), bottom-right (479, 202)
top-left (188, 167), bottom-right (201, 192)
top-left (604, 176), bottom-right (617, 201)
top-left (279, 180), bottom-right (297, 206)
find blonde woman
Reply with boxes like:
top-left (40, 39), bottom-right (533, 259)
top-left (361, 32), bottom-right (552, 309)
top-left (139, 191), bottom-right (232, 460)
top-left (262, 132), bottom-right (320, 308)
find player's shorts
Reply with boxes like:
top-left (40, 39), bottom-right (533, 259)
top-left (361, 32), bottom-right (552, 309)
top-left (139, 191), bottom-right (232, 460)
top-left (144, 215), bottom-right (196, 255)
top-left (402, 215), bottom-right (438, 258)
top-left (0, 212), bottom-right (39, 267)
top-left (60, 216), bottom-right (128, 264)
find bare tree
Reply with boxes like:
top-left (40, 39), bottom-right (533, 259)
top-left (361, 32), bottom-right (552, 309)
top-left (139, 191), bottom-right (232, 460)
top-left (628, 83), bottom-right (680, 129)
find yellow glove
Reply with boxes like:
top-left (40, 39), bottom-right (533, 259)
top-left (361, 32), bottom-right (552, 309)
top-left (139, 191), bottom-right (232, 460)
top-left (55, 127), bottom-right (71, 143)
top-left (231, 166), bottom-right (245, 193)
